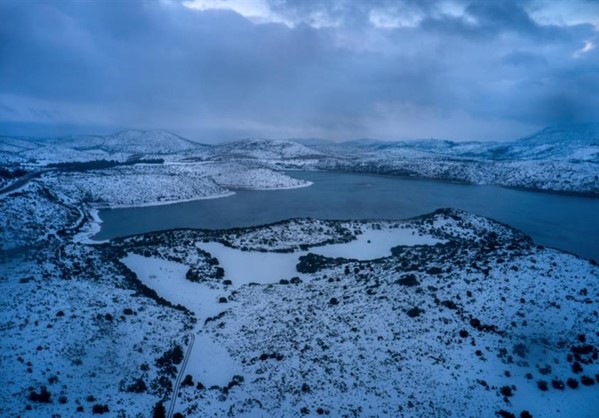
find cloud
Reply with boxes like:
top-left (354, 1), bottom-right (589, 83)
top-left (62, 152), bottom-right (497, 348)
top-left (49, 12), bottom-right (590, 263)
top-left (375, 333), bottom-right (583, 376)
top-left (0, 0), bottom-right (598, 141)
top-left (573, 40), bottom-right (596, 58)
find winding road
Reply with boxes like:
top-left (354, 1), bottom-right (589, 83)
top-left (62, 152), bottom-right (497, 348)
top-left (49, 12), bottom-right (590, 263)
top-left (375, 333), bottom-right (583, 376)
top-left (0, 169), bottom-right (54, 195)
top-left (167, 332), bottom-right (196, 418)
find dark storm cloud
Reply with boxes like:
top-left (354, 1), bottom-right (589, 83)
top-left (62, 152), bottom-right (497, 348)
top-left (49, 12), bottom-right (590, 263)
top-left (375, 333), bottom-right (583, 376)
top-left (0, 0), bottom-right (597, 141)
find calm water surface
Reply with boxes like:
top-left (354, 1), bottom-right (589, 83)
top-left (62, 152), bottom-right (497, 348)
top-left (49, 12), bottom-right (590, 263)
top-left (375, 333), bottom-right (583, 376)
top-left (95, 171), bottom-right (599, 260)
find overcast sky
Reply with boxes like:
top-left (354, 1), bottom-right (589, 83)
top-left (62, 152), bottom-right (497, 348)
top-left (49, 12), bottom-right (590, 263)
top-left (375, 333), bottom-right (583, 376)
top-left (1, 0), bottom-right (598, 142)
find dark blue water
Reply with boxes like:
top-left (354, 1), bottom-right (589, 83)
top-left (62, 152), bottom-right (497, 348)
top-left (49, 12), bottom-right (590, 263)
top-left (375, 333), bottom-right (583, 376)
top-left (95, 171), bottom-right (599, 260)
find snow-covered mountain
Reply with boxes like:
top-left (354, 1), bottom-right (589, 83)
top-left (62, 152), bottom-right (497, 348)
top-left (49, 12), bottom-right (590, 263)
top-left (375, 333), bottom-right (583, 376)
top-left (0, 130), bottom-right (208, 164)
top-left (485, 124), bottom-right (599, 162)
top-left (289, 124), bottom-right (599, 195)
top-left (210, 138), bottom-right (326, 160)
top-left (1, 124), bottom-right (597, 194)
top-left (98, 130), bottom-right (207, 154)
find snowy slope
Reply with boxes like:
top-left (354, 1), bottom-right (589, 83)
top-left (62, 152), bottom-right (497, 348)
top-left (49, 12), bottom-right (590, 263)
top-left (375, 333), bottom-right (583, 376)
top-left (488, 124), bottom-right (599, 162)
top-left (0, 130), bottom-right (208, 165)
top-left (99, 130), bottom-right (207, 155)
top-left (211, 138), bottom-right (326, 160)
top-left (107, 210), bottom-right (599, 417)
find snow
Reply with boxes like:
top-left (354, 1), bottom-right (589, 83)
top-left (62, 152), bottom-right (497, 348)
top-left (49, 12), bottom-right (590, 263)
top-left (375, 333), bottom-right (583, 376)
top-left (2, 125), bottom-right (597, 195)
top-left (312, 227), bottom-right (445, 260)
top-left (197, 226), bottom-right (443, 286)
top-left (121, 253), bottom-right (238, 387)
top-left (197, 242), bottom-right (308, 286)
top-left (188, 334), bottom-right (237, 387)
top-left (2, 125), bottom-right (599, 417)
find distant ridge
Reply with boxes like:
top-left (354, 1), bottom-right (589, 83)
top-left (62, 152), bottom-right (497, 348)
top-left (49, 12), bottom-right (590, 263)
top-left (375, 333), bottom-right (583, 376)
top-left (211, 138), bottom-right (326, 159)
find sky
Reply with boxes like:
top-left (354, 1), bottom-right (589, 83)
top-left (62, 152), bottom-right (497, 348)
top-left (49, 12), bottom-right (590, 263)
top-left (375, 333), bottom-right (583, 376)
top-left (0, 0), bottom-right (598, 142)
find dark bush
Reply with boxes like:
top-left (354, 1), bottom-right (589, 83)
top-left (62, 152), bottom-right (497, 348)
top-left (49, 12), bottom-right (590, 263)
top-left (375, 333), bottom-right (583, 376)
top-left (551, 379), bottom-right (565, 390)
top-left (127, 378), bottom-right (147, 393)
top-left (406, 307), bottom-right (423, 318)
top-left (397, 274), bottom-right (419, 287)
top-left (536, 380), bottom-right (548, 391)
top-left (572, 362), bottom-right (583, 374)
top-left (566, 378), bottom-right (579, 389)
top-left (182, 374), bottom-right (193, 387)
top-left (301, 383), bottom-right (311, 393)
top-left (152, 401), bottom-right (166, 418)
top-left (470, 318), bottom-right (481, 328)
top-left (329, 297), bottom-right (339, 305)
top-left (215, 267), bottom-right (225, 279)
top-left (279, 279), bottom-right (290, 285)
top-left (58, 395), bottom-right (67, 404)
top-left (441, 300), bottom-right (457, 310)
top-left (186, 269), bottom-right (200, 282)
top-left (29, 386), bottom-right (51, 403)
top-left (156, 345), bottom-right (184, 368)
top-left (218, 297), bottom-right (228, 303)
top-left (426, 267), bottom-right (443, 275)
top-left (500, 386), bottom-right (513, 397)
top-left (496, 410), bottom-right (516, 418)
top-left (581, 375), bottom-right (595, 386)
top-left (56, 311), bottom-right (65, 317)
top-left (459, 330), bottom-right (469, 338)
top-left (513, 343), bottom-right (528, 358)
top-left (290, 277), bottom-right (302, 284)
top-left (92, 404), bottom-right (109, 414)
top-left (520, 411), bottom-right (533, 418)
top-left (296, 253), bottom-right (344, 273)
top-left (123, 308), bottom-right (134, 315)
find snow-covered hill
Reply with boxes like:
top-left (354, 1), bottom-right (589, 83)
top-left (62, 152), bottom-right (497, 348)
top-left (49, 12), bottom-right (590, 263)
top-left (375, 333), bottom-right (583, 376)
top-left (297, 124), bottom-right (599, 195)
top-left (211, 138), bottom-right (326, 160)
top-left (1, 124), bottom-right (597, 195)
top-left (98, 130), bottom-right (207, 155)
top-left (2, 208), bottom-right (597, 417)
top-left (0, 130), bottom-right (208, 165)
top-left (486, 124), bottom-right (599, 162)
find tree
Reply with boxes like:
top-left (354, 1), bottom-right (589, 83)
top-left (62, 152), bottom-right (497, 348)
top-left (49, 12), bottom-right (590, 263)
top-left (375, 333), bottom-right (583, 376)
top-left (153, 401), bottom-right (166, 418)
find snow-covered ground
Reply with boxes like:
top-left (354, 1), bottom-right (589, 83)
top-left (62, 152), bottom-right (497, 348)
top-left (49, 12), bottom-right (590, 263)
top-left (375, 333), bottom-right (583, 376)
top-left (105, 211), bottom-right (599, 417)
top-left (1, 205), bottom-right (598, 417)
top-left (1, 125), bottom-right (598, 417)
top-left (121, 254), bottom-right (237, 388)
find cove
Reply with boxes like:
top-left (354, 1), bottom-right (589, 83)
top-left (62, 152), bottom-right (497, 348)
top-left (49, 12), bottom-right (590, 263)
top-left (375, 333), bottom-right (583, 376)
top-left (94, 171), bottom-right (599, 261)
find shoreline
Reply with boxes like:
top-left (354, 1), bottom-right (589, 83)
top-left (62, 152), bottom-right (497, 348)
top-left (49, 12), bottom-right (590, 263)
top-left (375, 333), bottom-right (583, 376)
top-left (81, 179), bottom-right (314, 242)
top-left (312, 167), bottom-right (598, 199)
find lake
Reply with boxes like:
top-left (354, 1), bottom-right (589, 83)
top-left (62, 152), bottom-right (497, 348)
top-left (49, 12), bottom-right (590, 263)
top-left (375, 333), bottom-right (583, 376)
top-left (95, 171), bottom-right (599, 261)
